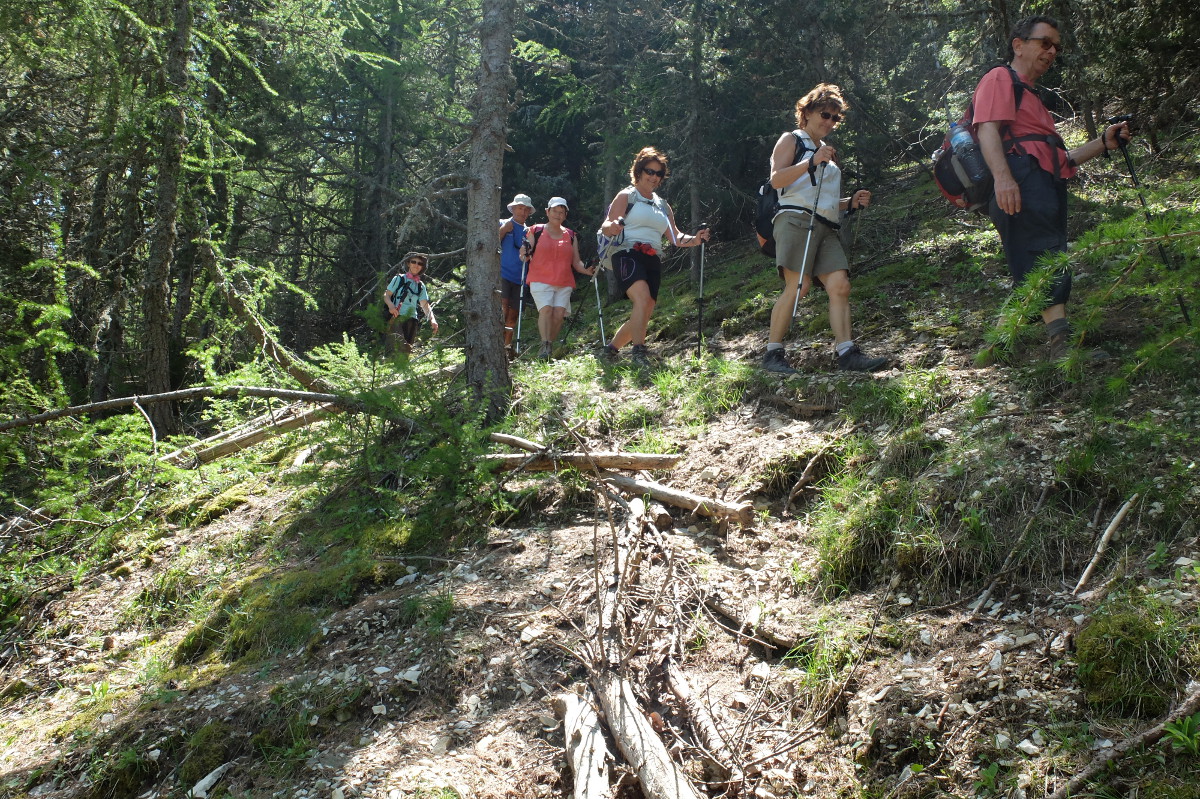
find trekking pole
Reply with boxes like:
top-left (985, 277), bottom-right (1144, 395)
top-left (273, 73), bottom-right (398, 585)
top-left (792, 162), bottom-right (828, 318)
top-left (515, 257), bottom-right (529, 353)
top-left (1108, 117), bottom-right (1192, 325)
top-left (593, 262), bottom-right (607, 347)
top-left (695, 222), bottom-right (709, 358)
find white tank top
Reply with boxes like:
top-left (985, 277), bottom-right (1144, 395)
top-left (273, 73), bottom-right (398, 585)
top-left (620, 188), bottom-right (671, 247)
top-left (776, 130), bottom-right (842, 225)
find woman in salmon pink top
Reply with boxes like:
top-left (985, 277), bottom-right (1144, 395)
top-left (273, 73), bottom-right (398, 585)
top-left (521, 197), bottom-right (596, 359)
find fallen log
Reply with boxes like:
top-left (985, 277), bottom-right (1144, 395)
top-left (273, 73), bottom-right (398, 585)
top-left (162, 402), bottom-right (342, 466)
top-left (552, 691), bottom-right (614, 799)
top-left (489, 452), bottom-right (683, 472)
top-left (593, 670), bottom-right (704, 799)
top-left (602, 473), bottom-right (753, 524)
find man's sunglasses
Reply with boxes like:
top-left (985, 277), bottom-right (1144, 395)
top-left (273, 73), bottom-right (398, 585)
top-left (819, 111), bottom-right (844, 123)
top-left (1023, 36), bottom-right (1064, 54)
top-left (642, 167), bottom-right (666, 178)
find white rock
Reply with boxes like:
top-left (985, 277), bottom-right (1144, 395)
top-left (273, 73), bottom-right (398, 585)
top-left (1016, 738), bottom-right (1040, 755)
top-left (1015, 688), bottom-right (1032, 699)
top-left (750, 662), bottom-right (771, 680)
top-left (373, 666), bottom-right (391, 675)
top-left (897, 595), bottom-right (913, 606)
top-left (398, 667), bottom-right (422, 684)
top-left (332, 789), bottom-right (344, 799)
top-left (484, 626), bottom-right (501, 637)
top-left (1175, 556), bottom-right (1195, 567)
top-left (988, 651), bottom-right (1003, 671)
top-left (919, 629), bottom-right (932, 645)
top-left (519, 625), bottom-right (543, 644)
top-left (995, 732), bottom-right (1011, 749)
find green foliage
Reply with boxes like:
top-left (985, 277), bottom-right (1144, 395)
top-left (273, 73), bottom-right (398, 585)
top-left (1163, 713), bottom-right (1200, 757)
top-left (1076, 591), bottom-right (1197, 717)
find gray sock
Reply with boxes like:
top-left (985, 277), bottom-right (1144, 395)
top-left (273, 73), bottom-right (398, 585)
top-left (1045, 318), bottom-right (1069, 339)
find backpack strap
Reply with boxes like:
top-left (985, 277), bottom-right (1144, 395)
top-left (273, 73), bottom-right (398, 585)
top-left (790, 130), bottom-right (819, 185)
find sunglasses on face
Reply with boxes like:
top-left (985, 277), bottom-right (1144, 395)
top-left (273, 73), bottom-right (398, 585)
top-left (819, 111), bottom-right (844, 123)
top-left (409, 260), bottom-right (426, 267)
top-left (642, 167), bottom-right (666, 178)
top-left (1023, 36), bottom-right (1064, 54)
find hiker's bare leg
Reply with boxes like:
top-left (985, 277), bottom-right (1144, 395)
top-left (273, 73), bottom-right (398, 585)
top-left (538, 306), bottom-right (555, 344)
top-left (1042, 303), bottom-right (1066, 326)
top-left (769, 267), bottom-right (809, 344)
top-left (825, 270), bottom-right (853, 345)
top-left (611, 280), bottom-right (655, 349)
top-left (549, 306), bottom-right (568, 341)
top-left (502, 298), bottom-right (517, 347)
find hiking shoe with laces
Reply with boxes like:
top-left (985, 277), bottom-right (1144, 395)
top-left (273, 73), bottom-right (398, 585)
top-left (631, 344), bottom-right (651, 364)
top-left (1048, 331), bottom-right (1070, 361)
top-left (539, 340), bottom-right (552, 360)
top-left (762, 348), bottom-right (797, 375)
top-left (837, 345), bottom-right (888, 372)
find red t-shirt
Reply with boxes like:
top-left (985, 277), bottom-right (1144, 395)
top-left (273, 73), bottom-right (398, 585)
top-left (972, 66), bottom-right (1075, 180)
top-left (525, 226), bottom-right (578, 288)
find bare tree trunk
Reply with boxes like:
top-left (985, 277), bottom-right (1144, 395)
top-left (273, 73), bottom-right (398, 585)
top-left (463, 0), bottom-right (514, 422)
top-left (142, 0), bottom-right (192, 436)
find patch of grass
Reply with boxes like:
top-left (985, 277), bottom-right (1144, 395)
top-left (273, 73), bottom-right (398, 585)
top-left (180, 720), bottom-right (235, 786)
top-left (1076, 590), bottom-right (1197, 717)
top-left (843, 368), bottom-right (956, 428)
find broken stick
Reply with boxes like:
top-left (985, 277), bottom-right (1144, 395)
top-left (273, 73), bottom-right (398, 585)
top-left (1073, 493), bottom-right (1139, 595)
top-left (602, 472), bottom-right (753, 524)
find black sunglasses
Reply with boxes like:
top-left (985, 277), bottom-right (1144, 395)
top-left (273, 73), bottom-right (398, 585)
top-left (642, 167), bottom-right (666, 178)
top-left (819, 111), bottom-right (844, 123)
top-left (1023, 36), bottom-right (1064, 54)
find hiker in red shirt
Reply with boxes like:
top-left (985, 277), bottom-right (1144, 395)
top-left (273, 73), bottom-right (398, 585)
top-left (974, 15), bottom-right (1129, 360)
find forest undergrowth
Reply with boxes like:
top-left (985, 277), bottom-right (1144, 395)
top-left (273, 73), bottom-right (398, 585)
top-left (2, 132), bottom-right (1199, 799)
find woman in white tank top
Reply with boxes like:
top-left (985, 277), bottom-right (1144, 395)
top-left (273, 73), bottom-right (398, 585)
top-left (598, 147), bottom-right (710, 363)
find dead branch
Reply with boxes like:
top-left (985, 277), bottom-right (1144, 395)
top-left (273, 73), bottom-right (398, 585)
top-left (1073, 493), bottom-right (1140, 595)
top-left (970, 484), bottom-right (1052, 615)
top-left (162, 402), bottom-right (342, 467)
top-left (553, 691), bottom-right (614, 799)
top-left (205, 250), bottom-right (334, 394)
top-left (490, 452), bottom-right (683, 472)
top-left (0, 386), bottom-right (376, 434)
top-left (602, 472), bottom-right (754, 524)
top-left (703, 594), bottom-right (803, 652)
top-left (488, 432), bottom-right (546, 452)
top-left (665, 661), bottom-right (743, 790)
top-left (592, 670), bottom-right (705, 799)
top-left (757, 394), bottom-right (833, 416)
top-left (1047, 684), bottom-right (1200, 799)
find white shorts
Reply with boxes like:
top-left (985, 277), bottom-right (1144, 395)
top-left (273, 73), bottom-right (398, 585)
top-left (529, 282), bottom-right (573, 314)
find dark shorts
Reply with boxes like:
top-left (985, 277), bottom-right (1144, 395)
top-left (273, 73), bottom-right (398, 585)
top-left (500, 277), bottom-right (528, 307)
top-left (988, 153), bottom-right (1072, 306)
top-left (613, 248), bottom-right (662, 301)
top-left (390, 315), bottom-right (419, 344)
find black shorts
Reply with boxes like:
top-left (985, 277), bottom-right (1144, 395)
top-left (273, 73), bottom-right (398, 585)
top-left (613, 248), bottom-right (662, 301)
top-left (988, 153), bottom-right (1072, 306)
top-left (500, 277), bottom-right (529, 307)
top-left (390, 316), bottom-right (419, 344)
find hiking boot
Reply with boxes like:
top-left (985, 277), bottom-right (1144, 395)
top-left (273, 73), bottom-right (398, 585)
top-left (837, 345), bottom-right (888, 372)
top-left (1048, 332), bottom-right (1070, 361)
top-left (631, 344), bottom-right (651, 364)
top-left (762, 348), bottom-right (797, 375)
top-left (539, 340), bottom-right (552, 360)
top-left (600, 344), bottom-right (619, 361)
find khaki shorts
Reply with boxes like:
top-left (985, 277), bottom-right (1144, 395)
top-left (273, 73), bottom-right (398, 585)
top-left (530, 282), bottom-right (573, 314)
top-left (774, 211), bottom-right (848, 282)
